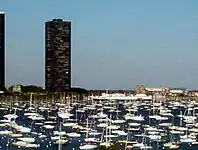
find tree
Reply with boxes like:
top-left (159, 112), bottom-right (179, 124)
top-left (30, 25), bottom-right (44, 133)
top-left (8, 85), bottom-right (46, 93)
top-left (21, 85), bottom-right (46, 93)
top-left (68, 87), bottom-right (88, 94)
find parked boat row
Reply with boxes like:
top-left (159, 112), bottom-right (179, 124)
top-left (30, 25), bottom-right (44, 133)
top-left (0, 92), bottom-right (198, 150)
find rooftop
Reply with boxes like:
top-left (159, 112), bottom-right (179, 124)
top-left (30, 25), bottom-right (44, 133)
top-left (46, 19), bottom-right (71, 23)
top-left (0, 12), bottom-right (5, 14)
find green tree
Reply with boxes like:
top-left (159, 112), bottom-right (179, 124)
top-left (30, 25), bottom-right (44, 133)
top-left (21, 85), bottom-right (46, 93)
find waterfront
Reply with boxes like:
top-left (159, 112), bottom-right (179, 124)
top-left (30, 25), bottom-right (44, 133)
top-left (1, 93), bottom-right (198, 150)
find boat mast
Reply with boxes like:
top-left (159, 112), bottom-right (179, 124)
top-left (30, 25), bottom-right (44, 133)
top-left (58, 121), bottom-right (62, 150)
top-left (86, 117), bottom-right (89, 138)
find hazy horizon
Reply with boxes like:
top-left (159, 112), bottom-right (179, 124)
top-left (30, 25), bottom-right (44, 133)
top-left (1, 0), bottom-right (198, 90)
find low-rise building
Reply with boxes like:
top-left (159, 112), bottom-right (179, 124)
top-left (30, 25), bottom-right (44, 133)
top-left (11, 84), bottom-right (22, 93)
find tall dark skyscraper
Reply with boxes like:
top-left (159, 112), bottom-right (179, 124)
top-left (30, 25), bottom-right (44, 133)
top-left (45, 19), bottom-right (71, 92)
top-left (0, 12), bottom-right (5, 92)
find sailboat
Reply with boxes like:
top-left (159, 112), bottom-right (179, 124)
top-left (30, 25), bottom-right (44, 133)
top-left (54, 111), bottom-right (69, 150)
top-left (100, 114), bottom-right (113, 147)
top-left (163, 131), bottom-right (180, 149)
top-left (133, 130), bottom-right (152, 150)
top-left (79, 117), bottom-right (98, 150)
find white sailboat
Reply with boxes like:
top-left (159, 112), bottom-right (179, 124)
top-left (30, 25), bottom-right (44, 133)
top-left (80, 117), bottom-right (98, 150)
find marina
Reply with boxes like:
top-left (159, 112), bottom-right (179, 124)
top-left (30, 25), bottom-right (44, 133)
top-left (0, 92), bottom-right (198, 150)
top-left (1, 1), bottom-right (197, 150)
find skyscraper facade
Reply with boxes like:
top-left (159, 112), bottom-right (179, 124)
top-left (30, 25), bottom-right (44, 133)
top-left (0, 12), bottom-right (5, 91)
top-left (45, 19), bottom-right (71, 92)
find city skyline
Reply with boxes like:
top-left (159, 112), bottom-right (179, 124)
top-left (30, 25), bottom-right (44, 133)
top-left (0, 1), bottom-right (198, 90)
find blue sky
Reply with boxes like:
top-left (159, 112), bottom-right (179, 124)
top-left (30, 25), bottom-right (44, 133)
top-left (0, 0), bottom-right (198, 90)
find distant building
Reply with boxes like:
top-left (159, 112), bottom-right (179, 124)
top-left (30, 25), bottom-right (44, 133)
top-left (169, 88), bottom-right (186, 96)
top-left (45, 19), bottom-right (71, 92)
top-left (12, 85), bottom-right (22, 93)
top-left (136, 85), bottom-right (146, 94)
top-left (188, 90), bottom-right (198, 97)
top-left (0, 12), bottom-right (5, 92)
top-left (145, 87), bottom-right (169, 95)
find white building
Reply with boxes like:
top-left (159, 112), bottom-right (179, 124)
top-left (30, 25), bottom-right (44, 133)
top-left (12, 85), bottom-right (22, 93)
